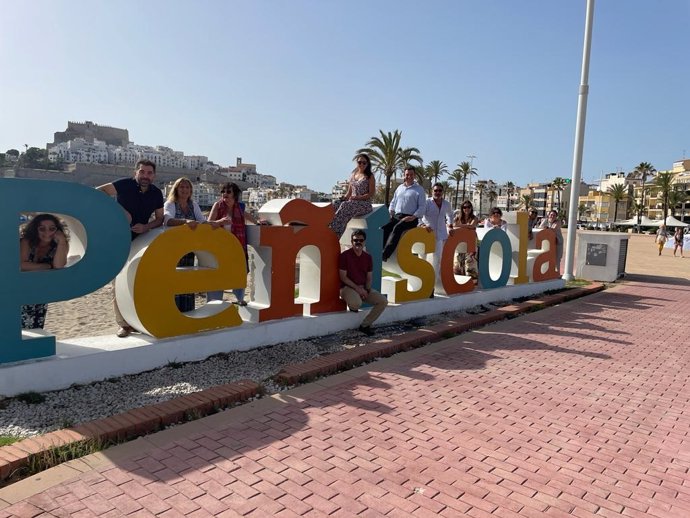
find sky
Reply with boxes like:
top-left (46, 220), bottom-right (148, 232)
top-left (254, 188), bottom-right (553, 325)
top-left (1, 0), bottom-right (688, 193)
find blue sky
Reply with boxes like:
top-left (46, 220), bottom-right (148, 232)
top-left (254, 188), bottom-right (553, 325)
top-left (1, 0), bottom-right (688, 193)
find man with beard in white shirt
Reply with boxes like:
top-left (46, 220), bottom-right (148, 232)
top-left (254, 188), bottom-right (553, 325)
top-left (420, 182), bottom-right (454, 291)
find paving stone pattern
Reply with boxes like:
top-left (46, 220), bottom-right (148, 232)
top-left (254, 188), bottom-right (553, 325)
top-left (1, 278), bottom-right (689, 517)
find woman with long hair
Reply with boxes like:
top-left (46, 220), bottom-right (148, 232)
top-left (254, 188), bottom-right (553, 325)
top-left (329, 153), bottom-right (375, 238)
top-left (208, 182), bottom-right (257, 305)
top-left (19, 214), bottom-right (69, 329)
top-left (164, 177), bottom-right (206, 312)
top-left (673, 227), bottom-right (684, 258)
top-left (453, 201), bottom-right (479, 278)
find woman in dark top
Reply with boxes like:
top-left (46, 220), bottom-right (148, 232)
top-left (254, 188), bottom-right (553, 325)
top-left (19, 214), bottom-right (69, 329)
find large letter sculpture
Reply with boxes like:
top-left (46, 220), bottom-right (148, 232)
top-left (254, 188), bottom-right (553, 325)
top-left (477, 228), bottom-right (512, 289)
top-left (247, 199), bottom-right (345, 322)
top-left (0, 179), bottom-right (130, 363)
top-left (532, 228), bottom-right (560, 281)
top-left (439, 227), bottom-right (477, 295)
top-left (382, 227), bottom-right (435, 303)
top-left (117, 224), bottom-right (246, 337)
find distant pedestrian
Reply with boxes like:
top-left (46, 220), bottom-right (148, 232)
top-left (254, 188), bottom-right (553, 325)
top-left (381, 166), bottom-right (426, 261)
top-left (673, 227), bottom-right (684, 258)
top-left (655, 224), bottom-right (668, 256)
top-left (329, 153), bottom-right (374, 238)
top-left (339, 230), bottom-right (388, 336)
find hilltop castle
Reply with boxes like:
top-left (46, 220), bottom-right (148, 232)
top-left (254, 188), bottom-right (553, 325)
top-left (48, 121), bottom-right (129, 148)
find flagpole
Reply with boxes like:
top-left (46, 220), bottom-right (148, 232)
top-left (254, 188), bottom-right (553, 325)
top-left (563, 0), bottom-right (595, 281)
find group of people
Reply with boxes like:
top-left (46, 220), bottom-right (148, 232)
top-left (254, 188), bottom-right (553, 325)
top-left (655, 224), bottom-right (685, 257)
top-left (96, 160), bottom-right (258, 337)
top-left (19, 160), bottom-right (258, 338)
top-left (20, 155), bottom-right (566, 339)
top-left (332, 156), bottom-right (565, 335)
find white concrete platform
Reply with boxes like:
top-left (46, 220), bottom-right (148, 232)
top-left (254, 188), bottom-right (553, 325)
top-left (1, 279), bottom-right (564, 396)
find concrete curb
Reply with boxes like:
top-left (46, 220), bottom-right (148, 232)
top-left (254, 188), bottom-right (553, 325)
top-left (0, 379), bottom-right (260, 484)
top-left (0, 282), bottom-right (604, 485)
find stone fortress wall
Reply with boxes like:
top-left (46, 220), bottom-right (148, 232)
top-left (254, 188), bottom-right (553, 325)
top-left (48, 120), bottom-right (129, 148)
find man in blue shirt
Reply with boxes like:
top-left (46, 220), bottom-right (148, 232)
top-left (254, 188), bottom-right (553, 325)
top-left (381, 166), bottom-right (426, 261)
top-left (97, 159), bottom-right (164, 337)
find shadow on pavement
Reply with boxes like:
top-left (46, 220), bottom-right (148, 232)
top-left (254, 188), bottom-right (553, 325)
top-left (101, 281), bottom-right (675, 486)
top-left (623, 273), bottom-right (690, 286)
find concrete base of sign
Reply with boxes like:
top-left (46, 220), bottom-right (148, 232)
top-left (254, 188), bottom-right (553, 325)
top-left (2, 278), bottom-right (564, 396)
top-left (575, 231), bottom-right (629, 282)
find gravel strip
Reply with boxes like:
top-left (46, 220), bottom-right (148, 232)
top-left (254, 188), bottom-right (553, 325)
top-left (0, 305), bottom-right (504, 438)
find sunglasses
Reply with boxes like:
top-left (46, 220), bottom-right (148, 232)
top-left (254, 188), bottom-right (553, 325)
top-left (357, 161), bottom-right (367, 165)
top-left (352, 239), bottom-right (364, 243)
top-left (433, 189), bottom-right (443, 193)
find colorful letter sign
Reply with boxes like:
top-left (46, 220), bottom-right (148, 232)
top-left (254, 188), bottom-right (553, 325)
top-left (0, 179), bottom-right (130, 363)
top-left (0, 180), bottom-right (566, 365)
top-left (117, 224), bottom-right (246, 337)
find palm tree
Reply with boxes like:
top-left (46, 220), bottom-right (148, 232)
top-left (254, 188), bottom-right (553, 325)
top-left (453, 161), bottom-right (477, 204)
top-left (358, 130), bottom-right (421, 205)
top-left (439, 180), bottom-right (452, 203)
top-left (551, 177), bottom-right (567, 210)
top-left (448, 168), bottom-right (464, 209)
top-left (577, 203), bottom-right (587, 222)
top-left (475, 180), bottom-right (487, 217)
top-left (520, 194), bottom-right (534, 211)
top-left (670, 189), bottom-right (689, 221)
top-left (654, 171), bottom-right (674, 225)
top-left (634, 162), bottom-right (656, 231)
top-left (423, 160), bottom-right (448, 194)
top-left (488, 189), bottom-right (498, 210)
top-left (504, 181), bottom-right (515, 212)
top-left (607, 183), bottom-right (627, 225)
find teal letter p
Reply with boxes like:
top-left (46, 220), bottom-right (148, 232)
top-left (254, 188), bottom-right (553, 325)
top-left (0, 179), bottom-right (131, 364)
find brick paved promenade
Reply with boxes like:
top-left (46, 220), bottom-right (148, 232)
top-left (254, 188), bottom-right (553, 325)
top-left (2, 234), bottom-right (689, 517)
top-left (2, 271), bottom-right (689, 517)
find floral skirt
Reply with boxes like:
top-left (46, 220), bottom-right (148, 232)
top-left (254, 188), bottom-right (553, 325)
top-left (454, 253), bottom-right (478, 278)
top-left (22, 304), bottom-right (47, 329)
